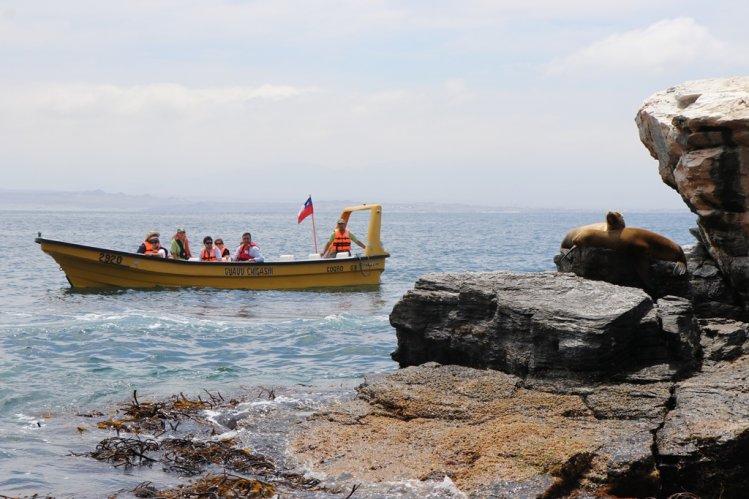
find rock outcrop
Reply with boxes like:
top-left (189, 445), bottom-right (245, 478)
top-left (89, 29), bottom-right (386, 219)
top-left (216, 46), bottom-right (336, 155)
top-left (636, 77), bottom-right (749, 313)
top-left (289, 357), bottom-right (749, 497)
top-left (282, 80), bottom-right (749, 498)
top-left (290, 363), bottom-right (668, 498)
top-left (685, 227), bottom-right (746, 319)
top-left (377, 270), bottom-right (749, 497)
top-left (390, 271), bottom-right (700, 379)
top-left (657, 355), bottom-right (749, 497)
top-left (553, 226), bottom-right (745, 319)
top-left (553, 245), bottom-right (690, 300)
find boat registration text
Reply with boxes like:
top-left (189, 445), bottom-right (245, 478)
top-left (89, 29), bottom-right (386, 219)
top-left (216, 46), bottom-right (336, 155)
top-left (225, 267), bottom-right (274, 277)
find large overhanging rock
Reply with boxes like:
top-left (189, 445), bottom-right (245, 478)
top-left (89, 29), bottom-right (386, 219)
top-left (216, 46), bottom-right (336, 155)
top-left (636, 77), bottom-right (749, 309)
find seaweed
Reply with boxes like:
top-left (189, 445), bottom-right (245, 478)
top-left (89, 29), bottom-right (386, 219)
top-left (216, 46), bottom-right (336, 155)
top-left (74, 388), bottom-right (331, 497)
top-left (87, 436), bottom-right (159, 468)
top-left (131, 473), bottom-right (275, 498)
top-left (160, 437), bottom-right (275, 476)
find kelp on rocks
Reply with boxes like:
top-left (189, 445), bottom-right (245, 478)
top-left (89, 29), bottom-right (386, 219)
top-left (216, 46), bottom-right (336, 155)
top-left (131, 473), bottom-right (275, 498)
top-left (74, 389), bottom-right (325, 498)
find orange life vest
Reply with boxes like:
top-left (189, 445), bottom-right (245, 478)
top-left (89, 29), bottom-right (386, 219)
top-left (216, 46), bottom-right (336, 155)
top-left (143, 240), bottom-right (162, 256)
top-left (236, 242), bottom-right (257, 261)
top-left (332, 228), bottom-right (351, 253)
top-left (201, 247), bottom-right (219, 261)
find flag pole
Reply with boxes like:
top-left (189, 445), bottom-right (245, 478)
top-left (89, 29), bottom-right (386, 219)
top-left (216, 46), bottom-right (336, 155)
top-left (310, 194), bottom-right (318, 254)
top-left (311, 212), bottom-right (319, 254)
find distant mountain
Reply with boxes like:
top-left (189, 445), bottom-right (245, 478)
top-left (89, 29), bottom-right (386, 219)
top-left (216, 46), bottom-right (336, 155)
top-left (0, 188), bottom-right (525, 213)
top-left (0, 189), bottom-right (296, 213)
top-left (0, 189), bottom-right (176, 212)
top-left (5, 188), bottom-right (685, 213)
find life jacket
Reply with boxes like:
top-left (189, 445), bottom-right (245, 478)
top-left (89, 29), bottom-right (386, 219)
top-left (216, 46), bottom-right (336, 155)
top-left (143, 240), bottom-right (162, 256)
top-left (173, 239), bottom-right (188, 259)
top-left (332, 228), bottom-right (351, 253)
top-left (236, 242), bottom-right (257, 261)
top-left (201, 247), bottom-right (220, 261)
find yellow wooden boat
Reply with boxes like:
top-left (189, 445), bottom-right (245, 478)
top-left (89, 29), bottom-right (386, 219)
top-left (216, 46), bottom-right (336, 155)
top-left (36, 204), bottom-right (389, 290)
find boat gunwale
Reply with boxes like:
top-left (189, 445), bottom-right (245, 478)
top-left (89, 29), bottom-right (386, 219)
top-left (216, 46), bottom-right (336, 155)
top-left (35, 237), bottom-right (390, 266)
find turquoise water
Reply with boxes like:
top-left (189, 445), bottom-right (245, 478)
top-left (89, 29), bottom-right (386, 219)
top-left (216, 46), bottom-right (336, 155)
top-left (0, 208), bottom-right (696, 496)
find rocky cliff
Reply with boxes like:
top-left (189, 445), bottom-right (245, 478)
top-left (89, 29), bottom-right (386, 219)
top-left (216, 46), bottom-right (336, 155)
top-left (636, 77), bottom-right (749, 312)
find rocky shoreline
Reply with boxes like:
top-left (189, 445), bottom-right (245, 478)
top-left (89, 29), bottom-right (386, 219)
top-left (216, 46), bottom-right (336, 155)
top-left (72, 78), bottom-right (749, 498)
top-left (283, 78), bottom-right (749, 498)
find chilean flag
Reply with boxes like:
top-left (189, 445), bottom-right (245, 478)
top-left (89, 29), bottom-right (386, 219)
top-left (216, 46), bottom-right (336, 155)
top-left (297, 196), bottom-right (314, 224)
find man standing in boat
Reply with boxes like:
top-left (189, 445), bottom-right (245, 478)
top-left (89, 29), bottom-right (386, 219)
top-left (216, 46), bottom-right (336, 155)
top-left (321, 218), bottom-right (366, 258)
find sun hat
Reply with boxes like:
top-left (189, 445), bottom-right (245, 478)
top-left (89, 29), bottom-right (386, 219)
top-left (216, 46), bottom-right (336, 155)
top-left (177, 227), bottom-right (185, 233)
top-left (146, 231), bottom-right (160, 240)
top-left (337, 218), bottom-right (346, 224)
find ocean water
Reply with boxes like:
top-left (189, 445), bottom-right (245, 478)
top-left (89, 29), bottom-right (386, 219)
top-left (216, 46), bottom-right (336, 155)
top-left (0, 208), bottom-right (697, 497)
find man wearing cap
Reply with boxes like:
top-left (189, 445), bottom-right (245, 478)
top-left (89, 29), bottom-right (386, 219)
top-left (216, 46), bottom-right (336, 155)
top-left (170, 228), bottom-right (192, 260)
top-left (137, 232), bottom-right (168, 258)
top-left (321, 218), bottom-right (365, 258)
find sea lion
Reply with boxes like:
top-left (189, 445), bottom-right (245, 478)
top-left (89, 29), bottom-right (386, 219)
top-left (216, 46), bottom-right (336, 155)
top-left (570, 226), bottom-right (687, 276)
top-left (560, 211), bottom-right (625, 249)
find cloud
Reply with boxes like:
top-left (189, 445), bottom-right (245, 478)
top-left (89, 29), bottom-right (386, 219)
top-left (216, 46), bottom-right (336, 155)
top-left (0, 1), bottom-right (674, 51)
top-left (546, 17), bottom-right (728, 75)
top-left (0, 83), bottom-right (312, 117)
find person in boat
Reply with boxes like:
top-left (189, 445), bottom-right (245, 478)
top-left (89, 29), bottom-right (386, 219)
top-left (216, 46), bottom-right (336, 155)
top-left (214, 238), bottom-right (231, 261)
top-left (200, 236), bottom-right (223, 262)
top-left (321, 218), bottom-right (365, 258)
top-left (169, 228), bottom-right (192, 260)
top-left (233, 232), bottom-right (264, 263)
top-left (137, 232), bottom-right (168, 258)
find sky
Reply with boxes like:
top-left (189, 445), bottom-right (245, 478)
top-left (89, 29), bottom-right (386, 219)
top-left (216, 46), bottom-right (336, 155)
top-left (1, 1), bottom-right (748, 210)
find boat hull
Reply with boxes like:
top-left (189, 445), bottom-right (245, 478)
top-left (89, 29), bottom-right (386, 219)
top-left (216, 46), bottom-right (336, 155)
top-left (36, 238), bottom-right (387, 290)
